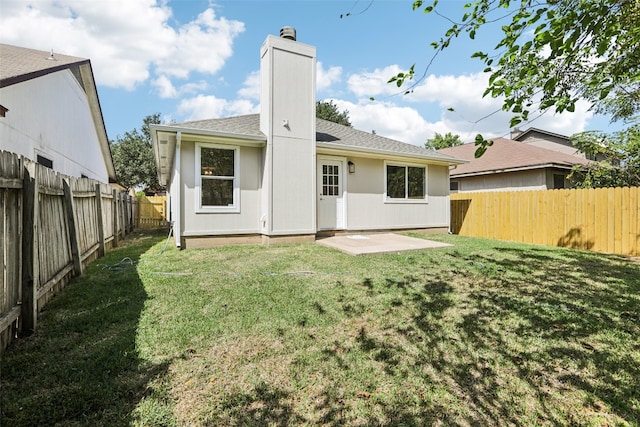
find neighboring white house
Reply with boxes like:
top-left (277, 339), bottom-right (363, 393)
top-left (151, 28), bottom-right (465, 249)
top-left (0, 44), bottom-right (116, 183)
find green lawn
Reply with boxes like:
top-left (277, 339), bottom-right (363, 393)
top-left (1, 230), bottom-right (639, 426)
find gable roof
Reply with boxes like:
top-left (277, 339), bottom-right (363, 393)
top-left (152, 114), bottom-right (465, 185)
top-left (512, 127), bottom-right (570, 142)
top-left (0, 44), bottom-right (89, 88)
top-left (438, 137), bottom-right (590, 177)
top-left (0, 44), bottom-right (116, 182)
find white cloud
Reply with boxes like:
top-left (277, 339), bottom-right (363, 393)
top-left (0, 1), bottom-right (243, 90)
top-left (237, 71), bottom-right (260, 100)
top-left (177, 95), bottom-right (257, 121)
top-left (152, 75), bottom-right (209, 99)
top-left (316, 61), bottom-right (342, 92)
top-left (327, 99), bottom-right (436, 146)
top-left (347, 65), bottom-right (405, 98)
top-left (344, 69), bottom-right (594, 141)
top-left (155, 8), bottom-right (244, 79)
top-left (152, 75), bottom-right (178, 99)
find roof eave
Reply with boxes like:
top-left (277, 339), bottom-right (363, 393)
top-left (151, 124), bottom-right (267, 144)
top-left (316, 141), bottom-right (467, 166)
top-left (0, 58), bottom-right (91, 88)
top-left (451, 162), bottom-right (582, 178)
top-left (78, 63), bottom-right (117, 182)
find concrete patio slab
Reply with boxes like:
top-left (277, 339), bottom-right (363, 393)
top-left (316, 233), bottom-right (452, 255)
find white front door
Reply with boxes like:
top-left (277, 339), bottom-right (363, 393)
top-left (317, 159), bottom-right (345, 230)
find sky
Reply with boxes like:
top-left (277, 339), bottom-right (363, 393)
top-left (0, 0), bottom-right (621, 146)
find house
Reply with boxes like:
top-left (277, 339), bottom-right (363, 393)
top-left (0, 44), bottom-right (116, 183)
top-left (438, 137), bottom-right (591, 193)
top-left (512, 127), bottom-right (607, 162)
top-left (151, 27), bottom-right (465, 249)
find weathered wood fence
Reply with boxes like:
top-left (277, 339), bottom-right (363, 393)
top-left (1, 150), bottom-right (136, 352)
top-left (451, 187), bottom-right (640, 257)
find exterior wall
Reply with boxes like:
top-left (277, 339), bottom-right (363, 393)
top-left (0, 70), bottom-right (109, 182)
top-left (345, 157), bottom-right (451, 230)
top-left (179, 140), bottom-right (263, 237)
top-left (518, 132), bottom-right (584, 158)
top-left (260, 35), bottom-right (316, 236)
top-left (454, 169), bottom-right (548, 192)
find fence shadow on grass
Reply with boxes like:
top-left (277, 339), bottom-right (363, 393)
top-left (0, 230), bottom-right (173, 426)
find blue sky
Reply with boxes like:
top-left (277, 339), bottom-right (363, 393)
top-left (0, 0), bottom-right (619, 146)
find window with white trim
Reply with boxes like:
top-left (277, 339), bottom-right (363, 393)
top-left (385, 163), bottom-right (426, 201)
top-left (196, 143), bottom-right (239, 212)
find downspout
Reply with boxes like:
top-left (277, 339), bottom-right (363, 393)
top-left (173, 132), bottom-right (182, 248)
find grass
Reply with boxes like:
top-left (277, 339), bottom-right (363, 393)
top-left (1, 229), bottom-right (639, 426)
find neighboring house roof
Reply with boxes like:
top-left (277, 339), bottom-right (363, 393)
top-left (0, 44), bottom-right (117, 182)
top-left (152, 114), bottom-right (465, 185)
top-left (438, 137), bottom-right (590, 178)
top-left (512, 127), bottom-right (570, 142)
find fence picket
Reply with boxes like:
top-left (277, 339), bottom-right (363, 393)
top-left (0, 150), bottom-right (137, 352)
top-left (451, 187), bottom-right (640, 257)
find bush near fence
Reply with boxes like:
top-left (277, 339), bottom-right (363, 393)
top-left (451, 187), bottom-right (640, 257)
top-left (0, 150), bottom-right (136, 352)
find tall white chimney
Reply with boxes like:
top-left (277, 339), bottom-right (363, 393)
top-left (259, 28), bottom-right (317, 238)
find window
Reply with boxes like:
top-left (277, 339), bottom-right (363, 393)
top-left (385, 163), bottom-right (426, 201)
top-left (450, 181), bottom-right (459, 192)
top-left (322, 164), bottom-right (340, 196)
top-left (553, 173), bottom-right (565, 189)
top-left (196, 144), bottom-right (239, 212)
top-left (36, 154), bottom-right (53, 169)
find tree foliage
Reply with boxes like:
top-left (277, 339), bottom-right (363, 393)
top-left (110, 113), bottom-right (162, 192)
top-left (425, 132), bottom-right (464, 150)
top-left (316, 100), bottom-right (352, 127)
top-left (568, 123), bottom-right (640, 188)
top-left (391, 0), bottom-right (640, 156)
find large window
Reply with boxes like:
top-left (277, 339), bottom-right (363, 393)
top-left (385, 163), bottom-right (426, 201)
top-left (196, 144), bottom-right (239, 212)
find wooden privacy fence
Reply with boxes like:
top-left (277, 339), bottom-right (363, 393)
top-left (137, 195), bottom-right (166, 228)
top-left (1, 150), bottom-right (136, 352)
top-left (451, 187), bottom-right (640, 257)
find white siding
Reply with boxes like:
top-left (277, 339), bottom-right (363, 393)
top-left (457, 169), bottom-right (548, 192)
top-left (345, 157), bottom-right (450, 230)
top-left (179, 140), bottom-right (262, 236)
top-left (0, 70), bottom-right (109, 182)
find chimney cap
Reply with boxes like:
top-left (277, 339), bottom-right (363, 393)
top-left (280, 26), bottom-right (296, 41)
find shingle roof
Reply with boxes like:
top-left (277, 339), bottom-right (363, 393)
top-left (0, 44), bottom-right (89, 88)
top-left (165, 114), bottom-right (462, 163)
top-left (438, 137), bottom-right (590, 177)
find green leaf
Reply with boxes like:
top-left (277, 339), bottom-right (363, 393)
top-left (509, 116), bottom-right (522, 127)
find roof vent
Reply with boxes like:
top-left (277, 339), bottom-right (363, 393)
top-left (280, 26), bottom-right (296, 41)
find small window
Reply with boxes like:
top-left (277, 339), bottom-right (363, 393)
top-left (553, 173), bottom-right (565, 189)
top-left (196, 144), bottom-right (239, 212)
top-left (385, 163), bottom-right (426, 201)
top-left (450, 181), bottom-right (459, 192)
top-left (37, 154), bottom-right (53, 169)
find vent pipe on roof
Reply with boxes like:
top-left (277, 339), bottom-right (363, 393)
top-left (280, 26), bottom-right (296, 41)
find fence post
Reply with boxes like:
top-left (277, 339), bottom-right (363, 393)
top-left (63, 179), bottom-right (83, 276)
top-left (95, 184), bottom-right (105, 257)
top-left (120, 192), bottom-right (126, 239)
top-left (21, 163), bottom-right (39, 335)
top-left (112, 188), bottom-right (119, 247)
